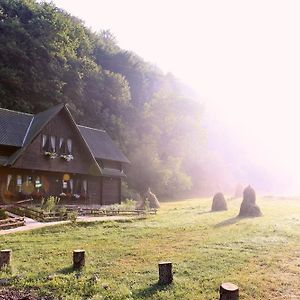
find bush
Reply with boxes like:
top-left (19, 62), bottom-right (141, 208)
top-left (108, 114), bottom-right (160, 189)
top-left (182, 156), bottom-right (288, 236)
top-left (119, 199), bottom-right (136, 210)
top-left (0, 208), bottom-right (8, 220)
top-left (58, 206), bottom-right (67, 219)
top-left (42, 196), bottom-right (60, 212)
top-left (68, 211), bottom-right (78, 225)
top-left (121, 182), bottom-right (142, 203)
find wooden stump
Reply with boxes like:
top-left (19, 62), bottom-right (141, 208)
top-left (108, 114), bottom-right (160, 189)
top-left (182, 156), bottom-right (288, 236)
top-left (0, 249), bottom-right (12, 269)
top-left (220, 282), bottom-right (239, 300)
top-left (158, 261), bottom-right (173, 285)
top-left (73, 250), bottom-right (85, 270)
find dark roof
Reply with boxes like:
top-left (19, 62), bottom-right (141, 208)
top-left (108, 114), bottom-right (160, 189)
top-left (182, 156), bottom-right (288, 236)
top-left (0, 105), bottom-right (129, 168)
top-left (78, 125), bottom-right (130, 164)
top-left (0, 108), bottom-right (33, 147)
top-left (102, 168), bottom-right (126, 178)
top-left (24, 104), bottom-right (64, 146)
top-left (0, 155), bottom-right (9, 166)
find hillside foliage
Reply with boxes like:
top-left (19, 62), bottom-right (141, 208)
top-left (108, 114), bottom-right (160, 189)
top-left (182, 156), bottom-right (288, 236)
top-left (0, 0), bottom-right (207, 197)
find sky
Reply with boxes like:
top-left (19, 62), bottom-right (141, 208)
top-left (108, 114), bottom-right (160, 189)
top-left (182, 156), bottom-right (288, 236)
top-left (49, 0), bottom-right (300, 193)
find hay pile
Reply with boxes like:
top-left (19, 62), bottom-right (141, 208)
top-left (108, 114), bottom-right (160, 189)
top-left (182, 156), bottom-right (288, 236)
top-left (211, 193), bottom-right (227, 211)
top-left (238, 185), bottom-right (262, 217)
top-left (136, 187), bottom-right (160, 210)
top-left (146, 188), bottom-right (160, 208)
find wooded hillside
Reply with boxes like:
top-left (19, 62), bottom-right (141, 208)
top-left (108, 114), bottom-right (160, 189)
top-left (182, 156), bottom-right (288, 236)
top-left (0, 0), bottom-right (223, 197)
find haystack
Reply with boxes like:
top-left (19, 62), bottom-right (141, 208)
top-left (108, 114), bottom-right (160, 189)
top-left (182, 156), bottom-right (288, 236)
top-left (211, 192), bottom-right (227, 211)
top-left (238, 185), bottom-right (262, 217)
top-left (136, 188), bottom-right (160, 209)
top-left (146, 187), bottom-right (160, 209)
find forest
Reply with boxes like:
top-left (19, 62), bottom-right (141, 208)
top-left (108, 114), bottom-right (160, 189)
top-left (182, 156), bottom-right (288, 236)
top-left (0, 0), bottom-right (233, 198)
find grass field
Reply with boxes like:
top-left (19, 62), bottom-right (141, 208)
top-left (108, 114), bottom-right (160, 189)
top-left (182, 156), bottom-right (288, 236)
top-left (1, 196), bottom-right (300, 299)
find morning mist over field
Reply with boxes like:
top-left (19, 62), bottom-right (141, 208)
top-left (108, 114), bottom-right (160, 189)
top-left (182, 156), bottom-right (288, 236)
top-left (47, 0), bottom-right (300, 195)
top-left (2, 2), bottom-right (300, 299)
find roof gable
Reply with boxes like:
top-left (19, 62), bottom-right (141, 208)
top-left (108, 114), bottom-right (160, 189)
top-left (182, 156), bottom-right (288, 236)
top-left (6, 104), bottom-right (65, 166)
top-left (0, 104), bottom-right (128, 168)
top-left (23, 104), bottom-right (65, 147)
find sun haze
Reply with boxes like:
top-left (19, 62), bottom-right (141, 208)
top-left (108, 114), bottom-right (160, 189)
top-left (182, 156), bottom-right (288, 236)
top-left (49, 0), bottom-right (300, 193)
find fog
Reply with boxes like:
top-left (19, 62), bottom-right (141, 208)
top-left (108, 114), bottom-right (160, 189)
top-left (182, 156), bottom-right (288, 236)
top-left (48, 0), bottom-right (300, 196)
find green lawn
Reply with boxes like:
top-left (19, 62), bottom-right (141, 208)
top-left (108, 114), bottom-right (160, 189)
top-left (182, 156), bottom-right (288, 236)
top-left (1, 196), bottom-right (300, 299)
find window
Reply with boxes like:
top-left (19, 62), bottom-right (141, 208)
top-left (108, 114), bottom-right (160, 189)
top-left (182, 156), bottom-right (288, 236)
top-left (16, 175), bottom-right (22, 192)
top-left (26, 176), bottom-right (33, 185)
top-left (66, 138), bottom-right (72, 155)
top-left (59, 137), bottom-right (64, 154)
top-left (50, 136), bottom-right (56, 152)
top-left (35, 177), bottom-right (42, 190)
top-left (6, 174), bottom-right (12, 191)
top-left (41, 134), bottom-right (48, 151)
top-left (82, 179), bottom-right (87, 195)
top-left (63, 181), bottom-right (68, 190)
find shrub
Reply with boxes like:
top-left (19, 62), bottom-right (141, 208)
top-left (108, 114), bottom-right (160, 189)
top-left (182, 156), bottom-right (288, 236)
top-left (58, 206), bottom-right (67, 219)
top-left (42, 196), bottom-right (60, 212)
top-left (119, 199), bottom-right (136, 210)
top-left (68, 211), bottom-right (78, 225)
top-left (0, 208), bottom-right (8, 220)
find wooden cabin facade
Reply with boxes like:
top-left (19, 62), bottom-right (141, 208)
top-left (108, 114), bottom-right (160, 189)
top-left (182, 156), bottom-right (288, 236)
top-left (0, 104), bottom-right (129, 206)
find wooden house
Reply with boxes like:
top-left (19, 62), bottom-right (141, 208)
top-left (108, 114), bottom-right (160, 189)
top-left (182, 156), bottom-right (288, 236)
top-left (0, 104), bottom-right (129, 205)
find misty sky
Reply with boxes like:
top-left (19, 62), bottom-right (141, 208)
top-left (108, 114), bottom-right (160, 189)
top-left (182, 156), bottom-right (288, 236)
top-left (49, 0), bottom-right (300, 192)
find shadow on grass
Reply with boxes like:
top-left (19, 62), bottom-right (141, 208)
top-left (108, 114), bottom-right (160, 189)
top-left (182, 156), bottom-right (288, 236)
top-left (197, 210), bottom-right (211, 215)
top-left (214, 216), bottom-right (240, 228)
top-left (57, 266), bottom-right (74, 275)
top-left (135, 282), bottom-right (173, 298)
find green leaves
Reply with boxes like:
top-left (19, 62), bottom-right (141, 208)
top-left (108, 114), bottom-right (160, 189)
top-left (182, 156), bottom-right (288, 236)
top-left (0, 0), bottom-right (205, 197)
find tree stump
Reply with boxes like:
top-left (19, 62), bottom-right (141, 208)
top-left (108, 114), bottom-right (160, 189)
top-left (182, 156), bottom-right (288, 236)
top-left (158, 261), bottom-right (173, 285)
top-left (0, 249), bottom-right (12, 269)
top-left (73, 250), bottom-right (85, 270)
top-left (220, 282), bottom-right (239, 300)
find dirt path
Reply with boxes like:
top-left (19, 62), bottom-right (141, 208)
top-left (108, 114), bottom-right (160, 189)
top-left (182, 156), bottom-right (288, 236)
top-left (0, 215), bottom-right (134, 235)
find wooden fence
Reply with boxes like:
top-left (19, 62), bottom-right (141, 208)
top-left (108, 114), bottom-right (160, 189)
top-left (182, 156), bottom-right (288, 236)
top-left (0, 216), bottom-right (25, 230)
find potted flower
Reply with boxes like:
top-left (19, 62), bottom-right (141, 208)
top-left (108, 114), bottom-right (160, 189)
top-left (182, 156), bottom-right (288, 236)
top-left (60, 154), bottom-right (74, 162)
top-left (44, 151), bottom-right (57, 159)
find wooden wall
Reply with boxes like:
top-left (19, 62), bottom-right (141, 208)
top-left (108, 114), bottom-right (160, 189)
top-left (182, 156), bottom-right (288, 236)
top-left (13, 109), bottom-right (99, 176)
top-left (102, 177), bottom-right (121, 205)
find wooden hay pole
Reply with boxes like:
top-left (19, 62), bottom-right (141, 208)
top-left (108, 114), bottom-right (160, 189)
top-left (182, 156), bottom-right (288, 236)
top-left (158, 261), bottom-right (173, 285)
top-left (73, 249), bottom-right (85, 270)
top-left (0, 249), bottom-right (12, 269)
top-left (220, 282), bottom-right (239, 300)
